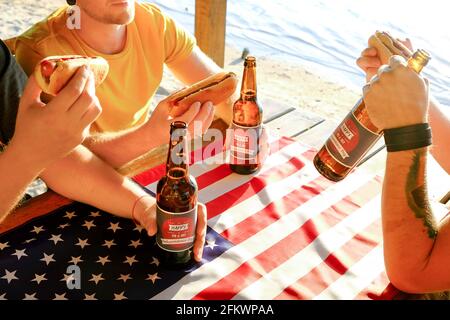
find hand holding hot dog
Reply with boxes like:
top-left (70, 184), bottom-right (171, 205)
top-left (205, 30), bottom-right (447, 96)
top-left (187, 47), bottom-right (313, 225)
top-left (11, 67), bottom-right (102, 168)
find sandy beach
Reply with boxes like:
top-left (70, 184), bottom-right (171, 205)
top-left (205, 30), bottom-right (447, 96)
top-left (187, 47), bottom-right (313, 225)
top-left (0, 0), bottom-right (360, 123)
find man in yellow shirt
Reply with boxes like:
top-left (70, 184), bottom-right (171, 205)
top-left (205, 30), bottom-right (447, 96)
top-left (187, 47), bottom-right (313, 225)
top-left (7, 0), bottom-right (232, 260)
top-left (16, 1), bottom-right (232, 133)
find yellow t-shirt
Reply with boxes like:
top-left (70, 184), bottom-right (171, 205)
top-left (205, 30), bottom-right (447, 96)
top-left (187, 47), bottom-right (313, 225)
top-left (15, 3), bottom-right (196, 133)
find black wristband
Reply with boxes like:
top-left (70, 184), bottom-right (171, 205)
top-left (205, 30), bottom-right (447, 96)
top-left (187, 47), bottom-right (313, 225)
top-left (384, 123), bottom-right (432, 152)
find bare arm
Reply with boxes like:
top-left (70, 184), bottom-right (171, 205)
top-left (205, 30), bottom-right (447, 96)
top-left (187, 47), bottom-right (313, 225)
top-left (429, 98), bottom-right (450, 173)
top-left (0, 143), bottom-right (44, 222)
top-left (364, 56), bottom-right (450, 293)
top-left (169, 46), bottom-right (239, 125)
top-left (382, 148), bottom-right (450, 293)
top-left (82, 97), bottom-right (213, 168)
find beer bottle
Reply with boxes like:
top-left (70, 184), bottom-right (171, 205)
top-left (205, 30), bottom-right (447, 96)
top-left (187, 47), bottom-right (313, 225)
top-left (229, 56), bottom-right (263, 174)
top-left (314, 49), bottom-right (431, 181)
top-left (156, 121), bottom-right (198, 268)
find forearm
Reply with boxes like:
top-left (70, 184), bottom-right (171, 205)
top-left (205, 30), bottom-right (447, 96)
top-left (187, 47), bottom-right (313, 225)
top-left (0, 144), bottom-right (44, 222)
top-left (83, 124), bottom-right (164, 169)
top-left (382, 148), bottom-right (441, 290)
top-left (429, 97), bottom-right (450, 173)
top-left (40, 145), bottom-right (155, 219)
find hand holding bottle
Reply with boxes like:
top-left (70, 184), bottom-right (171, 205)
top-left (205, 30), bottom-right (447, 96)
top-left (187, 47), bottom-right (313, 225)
top-left (363, 56), bottom-right (429, 130)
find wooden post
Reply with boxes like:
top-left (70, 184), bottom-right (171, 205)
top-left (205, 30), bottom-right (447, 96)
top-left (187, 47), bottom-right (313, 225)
top-left (195, 0), bottom-right (227, 68)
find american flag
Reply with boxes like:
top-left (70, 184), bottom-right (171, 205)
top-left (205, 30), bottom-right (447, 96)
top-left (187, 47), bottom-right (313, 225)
top-left (0, 136), bottom-right (397, 300)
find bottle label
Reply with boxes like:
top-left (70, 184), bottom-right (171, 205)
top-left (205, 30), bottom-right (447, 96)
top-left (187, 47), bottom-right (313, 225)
top-left (325, 105), bottom-right (381, 168)
top-left (230, 122), bottom-right (262, 165)
top-left (156, 205), bottom-right (197, 252)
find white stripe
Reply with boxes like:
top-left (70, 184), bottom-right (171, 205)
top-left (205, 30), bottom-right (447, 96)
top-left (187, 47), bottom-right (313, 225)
top-left (199, 142), bottom-right (309, 204)
top-left (314, 245), bottom-right (385, 300)
top-left (232, 195), bottom-right (381, 300)
top-left (208, 161), bottom-right (319, 234)
top-left (151, 170), bottom-right (376, 300)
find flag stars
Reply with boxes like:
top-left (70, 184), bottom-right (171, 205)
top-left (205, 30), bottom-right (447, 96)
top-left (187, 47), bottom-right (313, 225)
top-left (0, 293), bottom-right (6, 300)
top-left (0, 241), bottom-right (9, 250)
top-left (58, 223), bottom-right (70, 230)
top-left (129, 239), bottom-right (143, 248)
top-left (133, 224), bottom-right (145, 233)
top-left (102, 240), bottom-right (117, 249)
top-left (108, 222), bottom-right (122, 233)
top-left (205, 239), bottom-right (219, 250)
top-left (146, 273), bottom-right (161, 284)
top-left (23, 238), bottom-right (36, 244)
top-left (12, 249), bottom-right (28, 260)
top-left (23, 293), bottom-right (38, 300)
top-left (89, 273), bottom-right (105, 285)
top-left (61, 273), bottom-right (75, 285)
top-left (117, 274), bottom-right (132, 283)
top-left (113, 291), bottom-right (127, 300)
top-left (31, 226), bottom-right (45, 234)
top-left (69, 256), bottom-right (83, 265)
top-left (40, 253), bottom-right (55, 265)
top-left (123, 255), bottom-right (138, 266)
top-left (96, 256), bottom-right (111, 266)
top-left (53, 293), bottom-right (68, 300)
top-left (150, 257), bottom-right (160, 267)
top-left (49, 234), bottom-right (64, 245)
top-left (64, 211), bottom-right (77, 219)
top-left (2, 269), bottom-right (18, 283)
top-left (31, 273), bottom-right (47, 285)
top-left (84, 293), bottom-right (97, 301)
top-left (75, 238), bottom-right (90, 249)
top-left (82, 220), bottom-right (96, 230)
top-left (90, 211), bottom-right (101, 218)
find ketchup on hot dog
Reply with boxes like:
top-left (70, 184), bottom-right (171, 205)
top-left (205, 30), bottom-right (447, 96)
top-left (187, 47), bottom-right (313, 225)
top-left (41, 60), bottom-right (56, 81)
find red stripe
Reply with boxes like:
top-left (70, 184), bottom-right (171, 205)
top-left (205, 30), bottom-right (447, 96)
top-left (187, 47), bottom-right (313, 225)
top-left (356, 272), bottom-right (399, 300)
top-left (206, 149), bottom-right (317, 220)
top-left (193, 178), bottom-right (381, 300)
top-left (195, 137), bottom-right (294, 190)
top-left (221, 175), bottom-right (332, 243)
top-left (275, 218), bottom-right (381, 300)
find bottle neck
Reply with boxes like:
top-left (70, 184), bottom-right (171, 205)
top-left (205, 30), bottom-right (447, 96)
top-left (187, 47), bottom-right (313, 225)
top-left (166, 128), bottom-right (189, 174)
top-left (240, 65), bottom-right (257, 100)
top-left (407, 49), bottom-right (431, 74)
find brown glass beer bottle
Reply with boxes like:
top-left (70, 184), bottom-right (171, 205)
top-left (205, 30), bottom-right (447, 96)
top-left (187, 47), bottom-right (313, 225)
top-left (229, 56), bottom-right (263, 174)
top-left (314, 49), bottom-right (431, 181)
top-left (156, 121), bottom-right (198, 268)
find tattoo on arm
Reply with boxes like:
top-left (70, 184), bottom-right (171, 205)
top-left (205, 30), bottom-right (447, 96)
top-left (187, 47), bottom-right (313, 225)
top-left (406, 150), bottom-right (438, 239)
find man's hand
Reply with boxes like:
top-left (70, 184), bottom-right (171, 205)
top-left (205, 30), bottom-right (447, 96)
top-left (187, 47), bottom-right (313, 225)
top-left (135, 199), bottom-right (208, 262)
top-left (357, 38), bottom-right (413, 82)
top-left (11, 67), bottom-right (102, 168)
top-left (363, 56), bottom-right (429, 130)
top-left (144, 96), bottom-right (215, 146)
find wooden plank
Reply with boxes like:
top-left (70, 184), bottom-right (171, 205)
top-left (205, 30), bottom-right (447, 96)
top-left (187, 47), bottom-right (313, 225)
top-left (265, 109), bottom-right (324, 138)
top-left (0, 191), bottom-right (72, 235)
top-left (195, 0), bottom-right (227, 67)
top-left (293, 120), bottom-right (337, 150)
top-left (261, 98), bottom-right (296, 124)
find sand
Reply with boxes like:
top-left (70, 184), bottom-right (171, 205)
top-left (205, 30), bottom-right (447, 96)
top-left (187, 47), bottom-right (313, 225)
top-left (0, 0), bottom-right (360, 123)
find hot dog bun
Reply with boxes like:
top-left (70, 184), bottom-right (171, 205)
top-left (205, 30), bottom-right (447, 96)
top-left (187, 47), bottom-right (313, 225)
top-left (368, 31), bottom-right (413, 65)
top-left (34, 55), bottom-right (109, 95)
top-left (168, 71), bottom-right (238, 117)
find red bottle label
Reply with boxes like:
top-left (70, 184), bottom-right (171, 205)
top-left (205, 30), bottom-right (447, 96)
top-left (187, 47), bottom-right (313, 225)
top-left (156, 205), bottom-right (197, 252)
top-left (325, 101), bottom-right (381, 168)
top-left (230, 122), bottom-right (262, 165)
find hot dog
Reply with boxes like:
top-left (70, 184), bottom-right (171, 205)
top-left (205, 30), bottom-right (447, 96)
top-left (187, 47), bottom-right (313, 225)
top-left (167, 71), bottom-right (238, 117)
top-left (34, 55), bottom-right (109, 95)
top-left (368, 31), bottom-right (413, 65)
